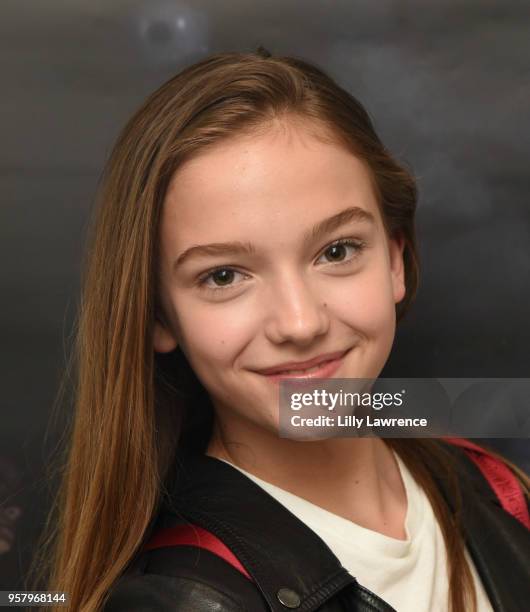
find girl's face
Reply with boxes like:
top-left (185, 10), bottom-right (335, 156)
top-left (155, 118), bottom-right (405, 435)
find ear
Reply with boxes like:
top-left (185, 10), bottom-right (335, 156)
top-left (388, 233), bottom-right (406, 304)
top-left (153, 317), bottom-right (178, 353)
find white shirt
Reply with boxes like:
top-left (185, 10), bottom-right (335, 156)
top-left (219, 452), bottom-right (494, 612)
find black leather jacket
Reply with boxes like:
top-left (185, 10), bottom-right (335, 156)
top-left (104, 441), bottom-right (530, 611)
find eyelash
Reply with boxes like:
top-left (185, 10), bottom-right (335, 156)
top-left (196, 237), bottom-right (367, 294)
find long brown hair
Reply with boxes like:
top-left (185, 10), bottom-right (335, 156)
top-left (31, 47), bottom-right (529, 611)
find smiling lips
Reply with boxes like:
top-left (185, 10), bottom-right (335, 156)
top-left (253, 349), bottom-right (350, 378)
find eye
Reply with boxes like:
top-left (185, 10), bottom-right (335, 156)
top-left (197, 267), bottom-right (249, 292)
top-left (316, 238), bottom-right (366, 266)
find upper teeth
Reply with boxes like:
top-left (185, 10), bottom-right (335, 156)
top-left (276, 362), bottom-right (328, 375)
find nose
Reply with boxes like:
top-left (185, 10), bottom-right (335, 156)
top-left (263, 273), bottom-right (330, 346)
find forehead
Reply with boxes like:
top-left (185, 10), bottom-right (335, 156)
top-left (160, 119), bottom-right (382, 244)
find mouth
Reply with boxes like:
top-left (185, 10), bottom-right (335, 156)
top-left (253, 348), bottom-right (351, 382)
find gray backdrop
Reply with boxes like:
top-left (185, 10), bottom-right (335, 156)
top-left (1, 0), bottom-right (529, 589)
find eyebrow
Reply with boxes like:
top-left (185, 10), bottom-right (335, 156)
top-left (172, 206), bottom-right (375, 271)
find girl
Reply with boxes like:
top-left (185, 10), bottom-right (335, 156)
top-left (35, 48), bottom-right (529, 611)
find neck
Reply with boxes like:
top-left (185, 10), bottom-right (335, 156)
top-left (205, 416), bottom-right (408, 539)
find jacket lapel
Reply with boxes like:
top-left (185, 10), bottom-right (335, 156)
top-left (164, 451), bottom-right (360, 611)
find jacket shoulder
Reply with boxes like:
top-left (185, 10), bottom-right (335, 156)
top-left (103, 545), bottom-right (269, 611)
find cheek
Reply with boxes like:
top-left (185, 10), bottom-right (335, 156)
top-left (327, 265), bottom-right (396, 336)
top-left (173, 298), bottom-right (253, 368)
top-left (172, 298), bottom-right (263, 412)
